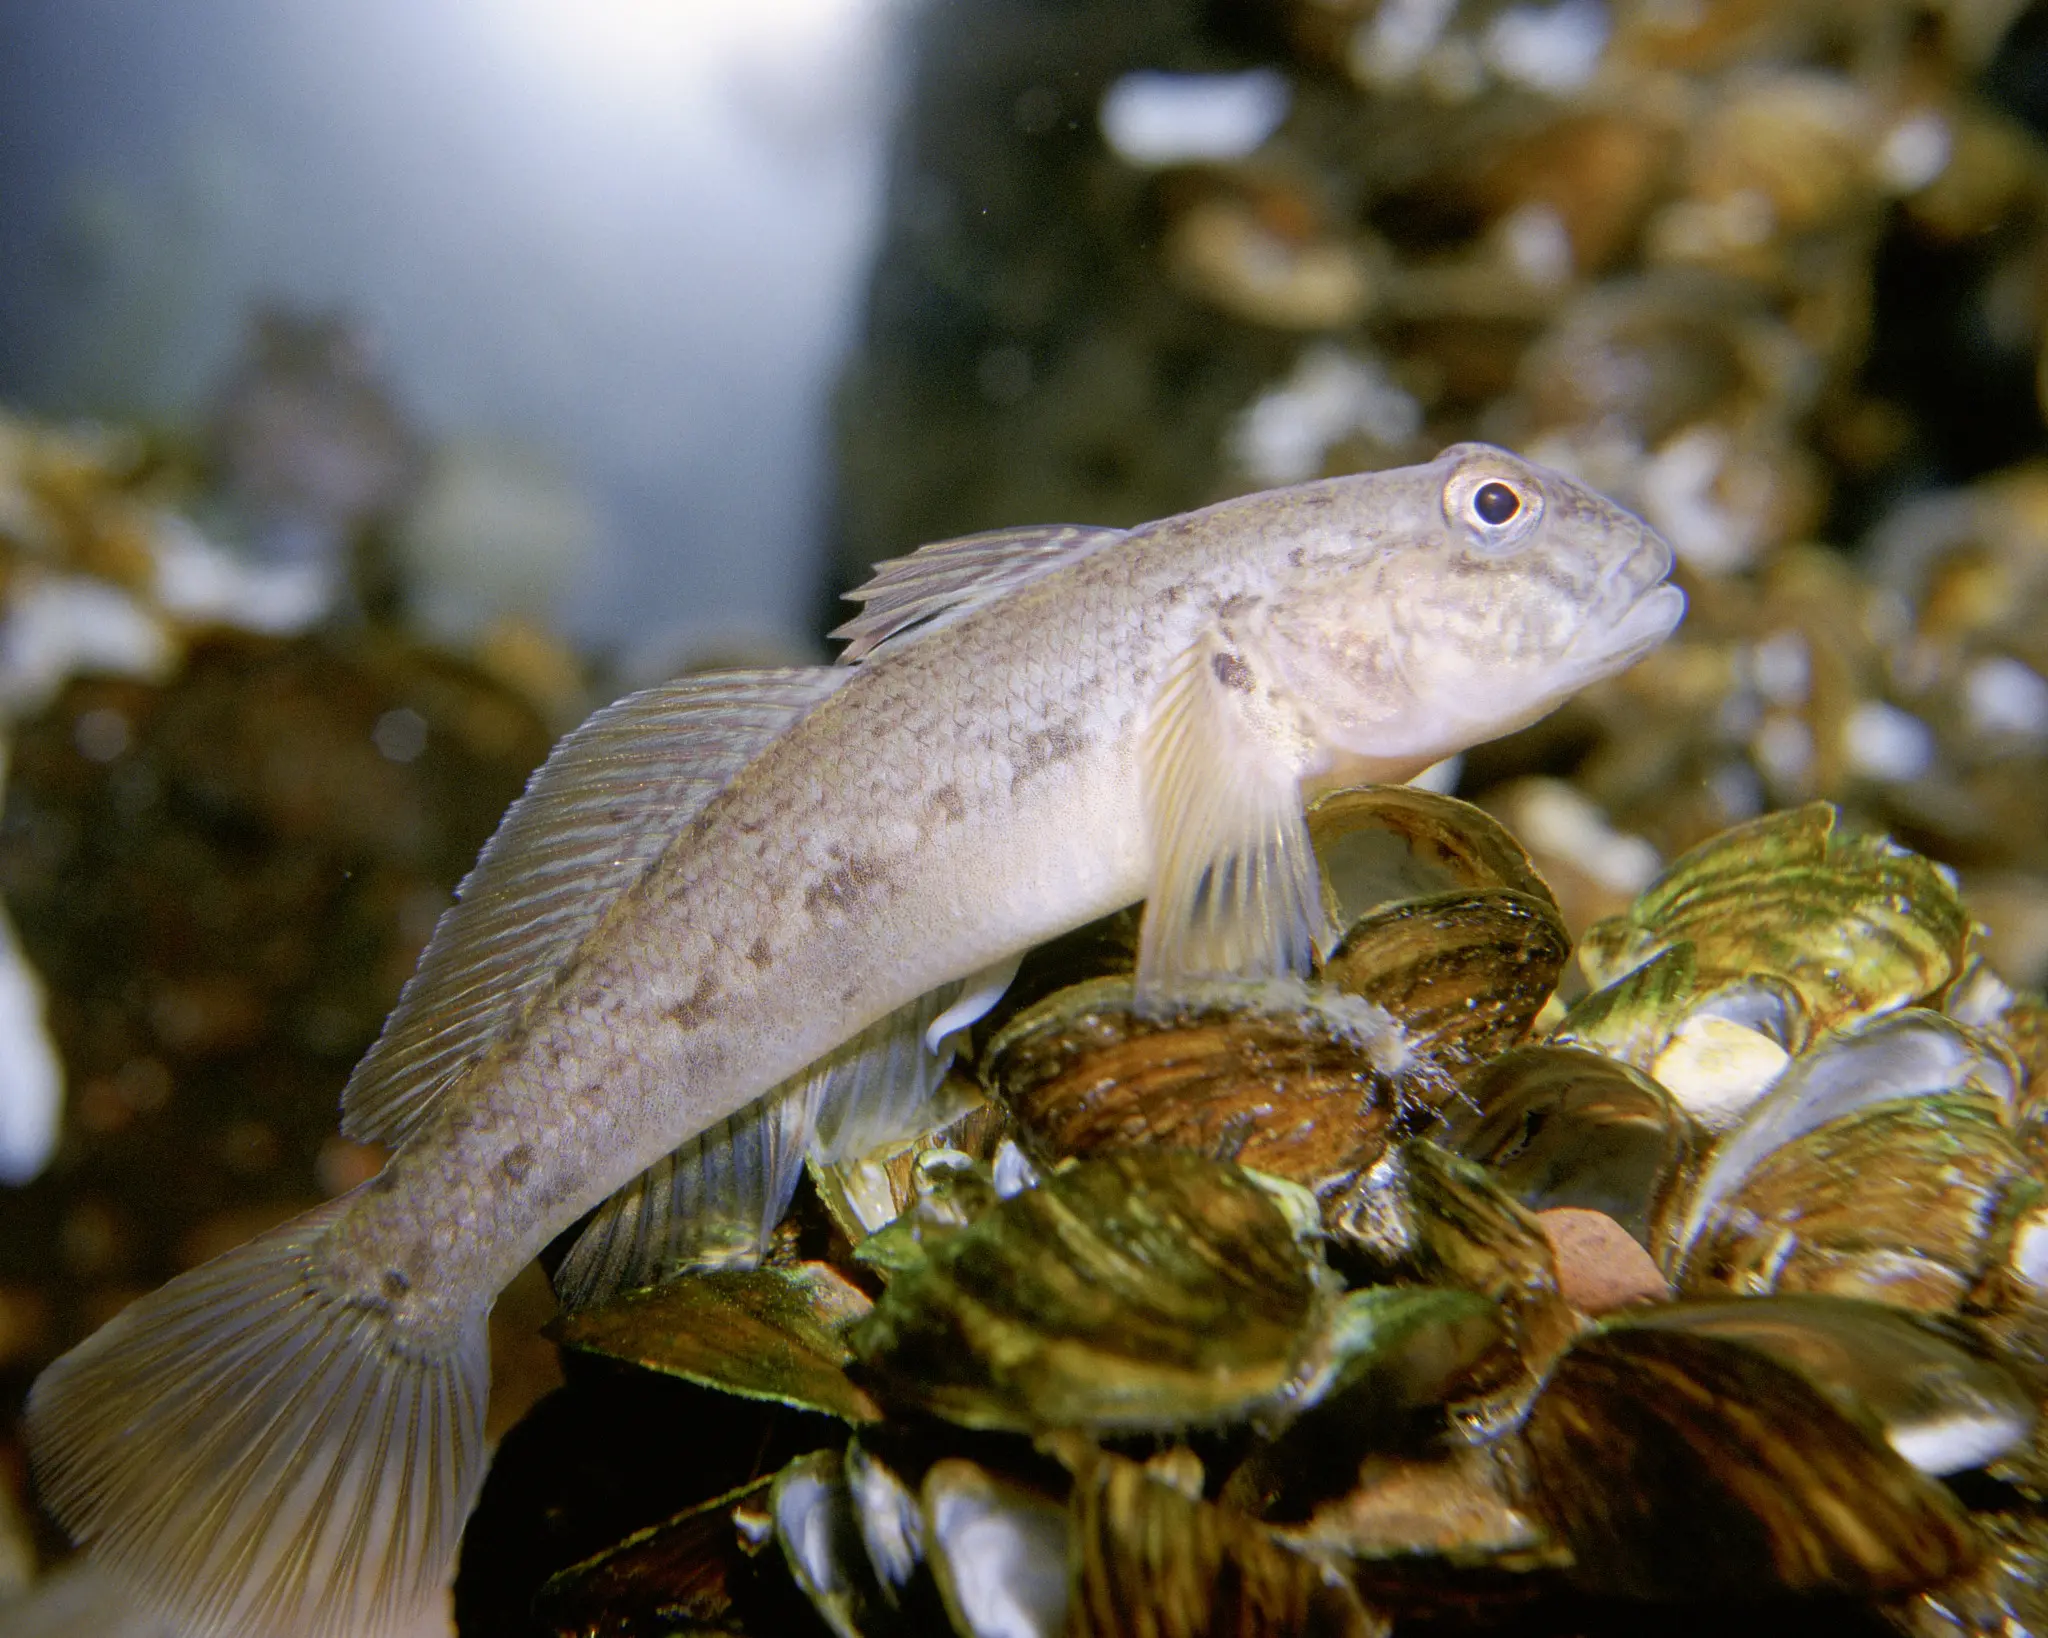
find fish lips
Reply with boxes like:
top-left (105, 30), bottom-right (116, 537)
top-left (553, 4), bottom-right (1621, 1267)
top-left (1566, 529), bottom-right (1686, 677)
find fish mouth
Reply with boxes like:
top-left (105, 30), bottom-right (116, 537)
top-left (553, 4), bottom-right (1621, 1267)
top-left (1567, 526), bottom-right (1685, 674)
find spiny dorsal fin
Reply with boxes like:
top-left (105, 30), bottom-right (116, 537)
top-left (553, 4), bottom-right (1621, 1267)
top-left (831, 523), bottom-right (1125, 663)
top-left (1134, 634), bottom-right (1331, 1008)
top-left (342, 668), bottom-right (853, 1147)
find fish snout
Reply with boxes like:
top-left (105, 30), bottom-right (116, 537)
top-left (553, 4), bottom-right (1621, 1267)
top-left (1565, 521), bottom-right (1685, 672)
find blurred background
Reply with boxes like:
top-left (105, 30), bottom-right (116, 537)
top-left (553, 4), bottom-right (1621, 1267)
top-left (11, 0), bottom-right (2048, 1625)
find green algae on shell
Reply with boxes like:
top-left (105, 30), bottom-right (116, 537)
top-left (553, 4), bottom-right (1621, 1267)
top-left (1324, 1139), bottom-right (1580, 1391)
top-left (848, 1151), bottom-right (1327, 1433)
top-left (1669, 1008), bottom-right (2022, 1288)
top-left (1576, 801), bottom-right (1971, 1032)
top-left (551, 1261), bottom-right (882, 1425)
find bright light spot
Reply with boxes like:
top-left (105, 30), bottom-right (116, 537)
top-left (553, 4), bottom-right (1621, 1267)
top-left (1408, 754), bottom-right (1464, 794)
top-left (1965, 654), bottom-right (2048, 739)
top-left (1640, 424), bottom-right (1760, 574)
top-left (492, 0), bottom-right (883, 120)
top-left (374, 707), bottom-right (430, 764)
top-left (1843, 700), bottom-right (1935, 781)
top-left (1351, 0), bottom-right (1459, 88)
top-left (2014, 1212), bottom-right (2048, 1291)
top-left (1483, 0), bottom-right (1610, 94)
top-left (1229, 345), bottom-right (1421, 486)
top-left (1876, 111), bottom-right (1953, 194)
top-left (1513, 780), bottom-right (1662, 893)
top-left (1500, 202), bottom-right (1573, 287)
top-left (1749, 629), bottom-right (1810, 707)
top-left (0, 910), bottom-right (61, 1184)
top-left (1890, 1410), bottom-right (2031, 1476)
top-left (74, 707), bottom-right (131, 764)
top-left (0, 577), bottom-right (174, 713)
top-left (1098, 69), bottom-right (1292, 167)
top-left (1751, 713), bottom-right (1814, 788)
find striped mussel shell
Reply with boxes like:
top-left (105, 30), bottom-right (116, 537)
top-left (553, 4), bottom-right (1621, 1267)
top-left (497, 793), bottom-right (2048, 1635)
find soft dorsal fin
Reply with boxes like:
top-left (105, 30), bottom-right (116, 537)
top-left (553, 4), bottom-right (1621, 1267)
top-left (342, 667), bottom-right (853, 1147)
top-left (831, 522), bottom-right (1125, 663)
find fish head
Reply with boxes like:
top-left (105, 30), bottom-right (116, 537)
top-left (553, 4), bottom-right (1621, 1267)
top-left (1256, 442), bottom-right (1684, 767)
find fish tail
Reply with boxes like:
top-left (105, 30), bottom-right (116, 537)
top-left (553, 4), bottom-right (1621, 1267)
top-left (25, 1201), bottom-right (489, 1638)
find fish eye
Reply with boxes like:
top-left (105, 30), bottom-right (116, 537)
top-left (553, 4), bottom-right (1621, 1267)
top-left (1473, 482), bottom-right (1520, 526)
top-left (1443, 462), bottom-right (1543, 548)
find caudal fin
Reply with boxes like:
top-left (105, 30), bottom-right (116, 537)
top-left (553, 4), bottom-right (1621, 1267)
top-left (25, 1205), bottom-right (489, 1638)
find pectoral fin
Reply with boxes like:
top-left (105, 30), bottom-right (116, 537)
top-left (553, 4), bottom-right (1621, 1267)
top-left (1135, 633), bottom-right (1330, 1007)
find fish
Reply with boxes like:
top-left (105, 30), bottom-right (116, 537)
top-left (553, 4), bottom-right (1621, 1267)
top-left (24, 443), bottom-right (1683, 1638)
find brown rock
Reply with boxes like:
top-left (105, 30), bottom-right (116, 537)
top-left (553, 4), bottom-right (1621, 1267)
top-left (1539, 1206), bottom-right (1672, 1314)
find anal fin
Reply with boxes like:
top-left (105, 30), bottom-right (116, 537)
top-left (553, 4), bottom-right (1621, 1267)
top-left (552, 968), bottom-right (1014, 1310)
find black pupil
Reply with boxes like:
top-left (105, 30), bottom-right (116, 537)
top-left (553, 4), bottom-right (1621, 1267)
top-left (1473, 482), bottom-right (1520, 526)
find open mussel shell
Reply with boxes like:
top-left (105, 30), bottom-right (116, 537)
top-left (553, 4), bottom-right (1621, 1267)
top-left (1441, 1045), bottom-right (1694, 1247)
top-left (852, 1149), bottom-right (1007, 1280)
top-left (1068, 1454), bottom-right (1384, 1638)
top-left (1607, 1295), bottom-right (2038, 1475)
top-left (1522, 1326), bottom-right (1981, 1599)
top-left (1671, 1009), bottom-right (2024, 1301)
top-left (1556, 958), bottom-right (1802, 1138)
top-left (921, 1458), bottom-right (1072, 1638)
top-left (848, 1151), bottom-right (1327, 1433)
top-left (1683, 1089), bottom-right (2031, 1313)
top-left (551, 1260), bottom-right (882, 1425)
top-left (981, 976), bottom-right (1404, 1195)
top-left (1304, 784), bottom-right (1557, 928)
top-left (1320, 889), bottom-right (1570, 1094)
top-left (1639, 975), bottom-right (1810, 1131)
top-left (1576, 801), bottom-right (1971, 1035)
top-left (1551, 941), bottom-right (1699, 1068)
top-left (810, 1099), bottom-right (1014, 1245)
top-left (772, 1448), bottom-right (892, 1638)
top-left (1324, 1140), bottom-right (1580, 1397)
top-left (846, 1439), bottom-right (925, 1606)
top-left (1555, 948), bottom-right (1808, 1133)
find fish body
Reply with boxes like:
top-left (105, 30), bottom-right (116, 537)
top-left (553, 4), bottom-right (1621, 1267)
top-left (26, 445), bottom-right (1683, 1638)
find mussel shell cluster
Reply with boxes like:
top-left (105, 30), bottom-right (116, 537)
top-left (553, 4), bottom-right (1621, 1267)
top-left (504, 788), bottom-right (2048, 1637)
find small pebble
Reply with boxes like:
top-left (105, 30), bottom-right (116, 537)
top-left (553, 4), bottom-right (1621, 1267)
top-left (1538, 1206), bottom-right (1671, 1314)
